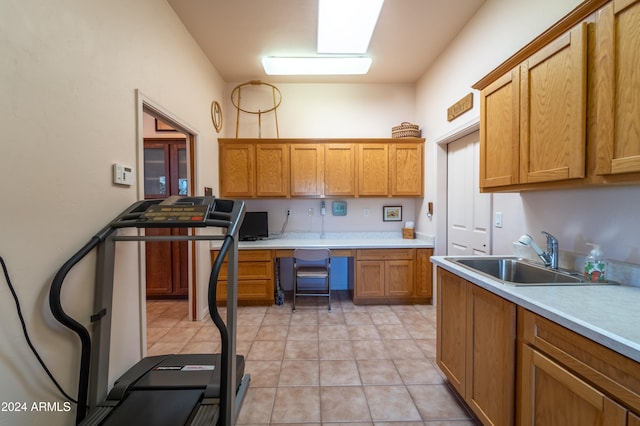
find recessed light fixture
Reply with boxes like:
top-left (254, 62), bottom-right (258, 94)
top-left (317, 0), bottom-right (384, 54)
top-left (262, 56), bottom-right (372, 75)
top-left (261, 0), bottom-right (383, 76)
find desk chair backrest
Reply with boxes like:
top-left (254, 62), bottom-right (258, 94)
top-left (293, 248), bottom-right (331, 263)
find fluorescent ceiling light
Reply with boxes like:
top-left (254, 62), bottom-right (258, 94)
top-left (317, 0), bottom-right (384, 54)
top-left (262, 56), bottom-right (372, 75)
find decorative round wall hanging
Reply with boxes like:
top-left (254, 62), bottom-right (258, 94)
top-left (211, 101), bottom-right (222, 133)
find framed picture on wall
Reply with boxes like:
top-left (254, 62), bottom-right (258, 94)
top-left (383, 206), bottom-right (402, 222)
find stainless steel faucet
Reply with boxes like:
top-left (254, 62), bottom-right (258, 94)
top-left (517, 231), bottom-right (559, 269)
top-left (541, 231), bottom-right (558, 270)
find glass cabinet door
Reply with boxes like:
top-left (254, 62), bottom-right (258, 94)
top-left (144, 144), bottom-right (169, 198)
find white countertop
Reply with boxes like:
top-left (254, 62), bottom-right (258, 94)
top-left (431, 255), bottom-right (640, 363)
top-left (211, 232), bottom-right (435, 250)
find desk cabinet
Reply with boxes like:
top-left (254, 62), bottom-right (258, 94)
top-left (212, 249), bottom-right (274, 306)
top-left (353, 248), bottom-right (432, 304)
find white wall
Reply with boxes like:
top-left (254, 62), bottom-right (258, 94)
top-left (0, 1), bottom-right (225, 424)
top-left (222, 82), bottom-right (421, 234)
top-left (416, 0), bottom-right (640, 265)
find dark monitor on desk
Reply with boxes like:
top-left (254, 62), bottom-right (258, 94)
top-left (239, 211), bottom-right (269, 241)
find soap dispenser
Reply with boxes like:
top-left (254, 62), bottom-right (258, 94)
top-left (584, 243), bottom-right (607, 283)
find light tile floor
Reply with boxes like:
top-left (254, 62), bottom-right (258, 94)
top-left (146, 291), bottom-right (479, 425)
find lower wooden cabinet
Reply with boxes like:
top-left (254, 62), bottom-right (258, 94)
top-left (436, 268), bottom-right (516, 425)
top-left (520, 344), bottom-right (628, 425)
top-left (211, 249), bottom-right (274, 306)
top-left (437, 267), bottom-right (640, 425)
top-left (353, 248), bottom-right (432, 304)
top-left (519, 308), bottom-right (640, 424)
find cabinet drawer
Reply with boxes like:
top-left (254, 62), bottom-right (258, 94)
top-left (520, 308), bottom-right (640, 413)
top-left (211, 249), bottom-right (273, 263)
top-left (238, 250), bottom-right (273, 262)
top-left (217, 279), bottom-right (272, 300)
top-left (356, 248), bottom-right (415, 261)
top-left (220, 261), bottom-right (272, 280)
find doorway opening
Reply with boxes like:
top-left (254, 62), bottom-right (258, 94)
top-left (137, 91), bottom-right (198, 331)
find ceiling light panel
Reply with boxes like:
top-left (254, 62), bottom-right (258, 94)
top-left (317, 0), bottom-right (384, 54)
top-left (262, 56), bottom-right (372, 75)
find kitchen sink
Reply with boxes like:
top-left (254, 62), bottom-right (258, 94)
top-left (445, 257), bottom-right (611, 286)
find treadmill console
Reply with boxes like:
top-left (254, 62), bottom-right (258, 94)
top-left (109, 196), bottom-right (229, 229)
top-left (142, 203), bottom-right (210, 226)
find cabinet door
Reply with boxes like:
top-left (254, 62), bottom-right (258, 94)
top-left (436, 268), bottom-right (467, 396)
top-left (385, 260), bottom-right (414, 297)
top-left (219, 143), bottom-right (254, 197)
top-left (291, 144), bottom-right (324, 197)
top-left (390, 143), bottom-right (423, 196)
top-left (467, 285), bottom-right (516, 425)
top-left (520, 345), bottom-right (627, 425)
top-left (520, 23), bottom-right (587, 184)
top-left (594, 0), bottom-right (640, 176)
top-left (480, 69), bottom-right (521, 188)
top-left (415, 249), bottom-right (433, 298)
top-left (256, 144), bottom-right (290, 197)
top-left (358, 144), bottom-right (389, 196)
top-left (324, 143), bottom-right (356, 196)
top-left (355, 260), bottom-right (386, 298)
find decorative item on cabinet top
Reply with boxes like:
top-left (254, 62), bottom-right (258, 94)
top-left (391, 122), bottom-right (421, 138)
top-left (231, 80), bottom-right (282, 139)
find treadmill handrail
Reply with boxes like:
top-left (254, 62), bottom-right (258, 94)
top-left (48, 231), bottom-right (114, 423)
top-left (47, 197), bottom-right (245, 425)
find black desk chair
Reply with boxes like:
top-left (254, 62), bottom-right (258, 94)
top-left (292, 248), bottom-right (331, 312)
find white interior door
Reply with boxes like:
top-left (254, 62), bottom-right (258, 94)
top-left (447, 131), bottom-right (491, 255)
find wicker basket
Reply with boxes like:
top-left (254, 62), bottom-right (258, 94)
top-left (392, 122), bottom-right (421, 138)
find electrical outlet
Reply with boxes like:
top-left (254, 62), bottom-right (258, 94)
top-left (308, 208), bottom-right (314, 216)
top-left (495, 212), bottom-right (503, 228)
top-left (363, 208), bottom-right (370, 217)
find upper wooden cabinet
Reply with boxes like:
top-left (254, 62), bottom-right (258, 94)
top-left (218, 138), bottom-right (424, 198)
top-left (290, 143), bottom-right (324, 197)
top-left (256, 144), bottom-right (289, 197)
top-left (480, 69), bottom-right (521, 188)
top-left (475, 0), bottom-right (640, 191)
top-left (520, 23), bottom-right (587, 184)
top-left (390, 143), bottom-right (424, 196)
top-left (477, 23), bottom-right (588, 190)
top-left (594, 0), bottom-right (640, 178)
top-left (219, 143), bottom-right (254, 197)
top-left (324, 143), bottom-right (356, 196)
top-left (358, 143), bottom-right (389, 196)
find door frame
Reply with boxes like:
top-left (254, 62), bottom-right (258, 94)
top-left (135, 90), bottom-right (199, 329)
top-left (433, 117), bottom-right (490, 256)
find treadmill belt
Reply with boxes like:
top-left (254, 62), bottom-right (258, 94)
top-left (102, 389), bottom-right (202, 426)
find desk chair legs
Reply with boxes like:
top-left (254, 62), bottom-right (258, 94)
top-left (292, 248), bottom-right (331, 312)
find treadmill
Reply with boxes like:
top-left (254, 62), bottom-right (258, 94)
top-left (49, 196), bottom-right (249, 425)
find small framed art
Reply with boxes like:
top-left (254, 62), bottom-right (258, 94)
top-left (383, 206), bottom-right (402, 222)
